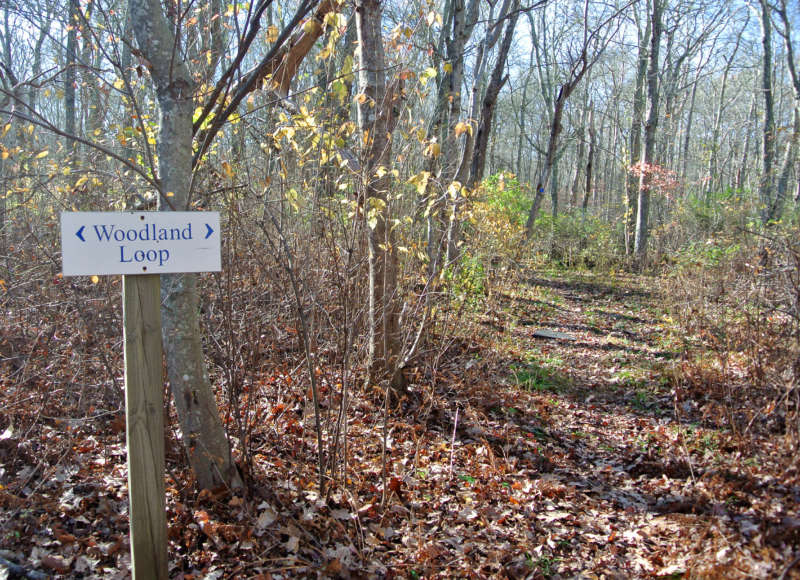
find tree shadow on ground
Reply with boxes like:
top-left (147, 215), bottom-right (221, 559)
top-left (525, 275), bottom-right (654, 300)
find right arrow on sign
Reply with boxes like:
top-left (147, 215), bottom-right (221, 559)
top-left (205, 224), bottom-right (214, 239)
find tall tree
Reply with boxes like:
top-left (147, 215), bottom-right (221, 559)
top-left (525, 0), bottom-right (619, 237)
top-left (424, 0), bottom-right (480, 273)
top-left (772, 0), bottom-right (799, 220)
top-left (354, 0), bottom-right (403, 391)
top-left (468, 3), bottom-right (520, 188)
top-left (757, 0), bottom-right (777, 224)
top-left (633, 0), bottom-right (664, 261)
top-left (705, 29), bottom-right (744, 198)
top-left (624, 0), bottom-right (651, 254)
top-left (127, 0), bottom-right (243, 491)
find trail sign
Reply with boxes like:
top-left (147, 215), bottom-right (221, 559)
top-left (60, 210), bottom-right (222, 579)
top-left (61, 211), bottom-right (221, 276)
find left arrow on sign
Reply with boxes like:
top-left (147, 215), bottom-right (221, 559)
top-left (76, 226), bottom-right (86, 242)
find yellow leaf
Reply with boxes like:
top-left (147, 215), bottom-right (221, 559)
top-left (113, 78), bottom-right (125, 90)
top-left (75, 175), bottom-right (89, 187)
top-left (221, 161), bottom-right (234, 178)
top-left (356, 93), bottom-right (368, 105)
top-left (420, 67), bottom-right (437, 83)
top-left (303, 19), bottom-right (319, 34)
top-left (1, 151), bottom-right (9, 160)
top-left (424, 142), bottom-right (441, 158)
top-left (454, 122), bottom-right (472, 137)
top-left (266, 24), bottom-right (279, 43)
top-left (36, 150), bottom-right (49, 159)
top-left (91, 275), bottom-right (99, 284)
top-left (166, 191), bottom-right (175, 197)
top-left (444, 62), bottom-right (453, 73)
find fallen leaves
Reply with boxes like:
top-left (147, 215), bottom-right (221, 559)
top-left (1, 269), bottom-right (798, 578)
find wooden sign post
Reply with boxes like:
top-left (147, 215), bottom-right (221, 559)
top-left (61, 212), bottom-right (221, 580)
top-left (123, 273), bottom-right (168, 579)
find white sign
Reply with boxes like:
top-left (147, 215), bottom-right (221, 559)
top-left (61, 211), bottom-right (221, 276)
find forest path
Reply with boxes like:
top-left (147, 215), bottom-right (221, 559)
top-left (398, 268), bottom-right (797, 578)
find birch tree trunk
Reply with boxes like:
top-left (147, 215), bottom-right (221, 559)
top-left (129, 0), bottom-right (242, 491)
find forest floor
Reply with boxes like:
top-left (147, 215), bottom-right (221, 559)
top-left (1, 269), bottom-right (799, 578)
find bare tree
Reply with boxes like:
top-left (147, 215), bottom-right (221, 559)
top-left (757, 0), bottom-right (777, 224)
top-left (354, 0), bottom-right (404, 392)
top-left (624, 0), bottom-right (651, 254)
top-left (524, 0), bottom-right (622, 237)
top-left (633, 0), bottom-right (664, 261)
top-left (772, 0), bottom-right (800, 218)
top-left (127, 0), bottom-right (243, 491)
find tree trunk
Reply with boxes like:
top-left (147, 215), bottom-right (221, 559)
top-left (468, 6), bottom-right (519, 188)
top-left (774, 106), bottom-right (799, 219)
top-left (772, 0), bottom-right (800, 222)
top-left (582, 106), bottom-right (595, 214)
top-left (65, 0), bottom-right (78, 156)
top-left (705, 34), bottom-right (741, 199)
top-left (681, 71), bottom-right (698, 184)
top-left (625, 0), bottom-right (650, 255)
top-left (355, 0), bottom-right (403, 391)
top-left (633, 0), bottom-right (664, 262)
top-left (758, 0), bottom-right (777, 224)
top-left (736, 95), bottom-right (757, 191)
top-left (424, 0), bottom-right (480, 272)
top-left (454, 0), bottom-right (513, 186)
top-left (129, 0), bottom-right (242, 491)
top-left (570, 88), bottom-right (588, 209)
top-left (524, 45), bottom-right (591, 237)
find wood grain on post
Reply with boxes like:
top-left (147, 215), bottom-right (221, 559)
top-left (123, 274), bottom-right (168, 580)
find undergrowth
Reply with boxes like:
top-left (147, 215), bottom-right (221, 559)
top-left (666, 224), bottom-right (800, 449)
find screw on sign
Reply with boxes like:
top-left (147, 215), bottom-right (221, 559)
top-left (61, 211), bottom-right (221, 580)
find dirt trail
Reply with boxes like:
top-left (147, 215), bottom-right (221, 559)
top-left (422, 270), bottom-right (798, 578)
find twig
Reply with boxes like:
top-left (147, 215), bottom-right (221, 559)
top-left (448, 405), bottom-right (460, 481)
top-left (780, 553), bottom-right (800, 580)
top-left (380, 384), bottom-right (390, 508)
top-left (260, 211), bottom-right (325, 495)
